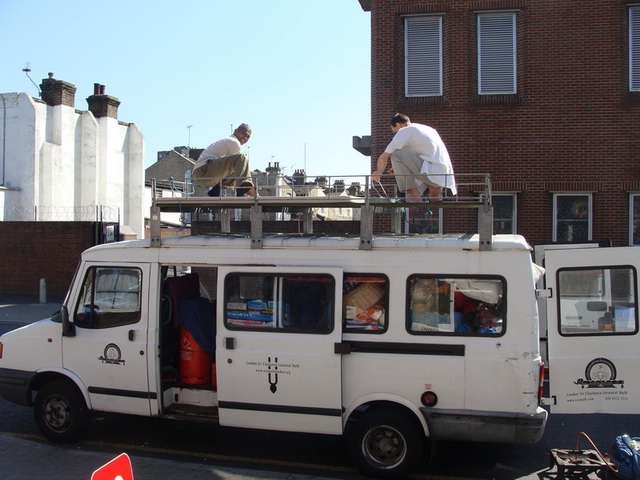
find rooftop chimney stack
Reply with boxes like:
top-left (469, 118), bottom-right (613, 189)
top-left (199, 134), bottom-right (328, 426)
top-left (293, 169), bottom-right (307, 185)
top-left (40, 73), bottom-right (77, 107)
top-left (86, 83), bottom-right (120, 119)
top-left (266, 162), bottom-right (283, 175)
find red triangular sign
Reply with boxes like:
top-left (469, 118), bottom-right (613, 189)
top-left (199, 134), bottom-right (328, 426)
top-left (91, 453), bottom-right (134, 480)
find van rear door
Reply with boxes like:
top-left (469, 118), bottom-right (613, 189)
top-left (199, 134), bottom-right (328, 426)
top-left (546, 247), bottom-right (639, 413)
top-left (216, 266), bottom-right (344, 434)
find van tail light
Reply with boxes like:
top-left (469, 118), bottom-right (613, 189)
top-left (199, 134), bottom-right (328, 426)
top-left (538, 362), bottom-right (545, 403)
top-left (0, 342), bottom-right (3, 359)
top-left (421, 391), bottom-right (438, 407)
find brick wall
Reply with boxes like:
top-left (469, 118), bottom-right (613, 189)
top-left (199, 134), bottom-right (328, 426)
top-left (0, 222), bottom-right (98, 299)
top-left (368, 0), bottom-right (640, 246)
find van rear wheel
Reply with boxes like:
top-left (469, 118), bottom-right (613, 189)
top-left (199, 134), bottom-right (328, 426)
top-left (34, 379), bottom-right (90, 443)
top-left (347, 408), bottom-right (425, 479)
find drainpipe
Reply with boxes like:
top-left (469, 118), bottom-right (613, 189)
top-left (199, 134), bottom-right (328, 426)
top-left (182, 170), bottom-right (193, 228)
top-left (1, 95), bottom-right (6, 186)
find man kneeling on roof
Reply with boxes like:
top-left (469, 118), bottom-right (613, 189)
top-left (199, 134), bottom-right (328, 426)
top-left (192, 123), bottom-right (255, 197)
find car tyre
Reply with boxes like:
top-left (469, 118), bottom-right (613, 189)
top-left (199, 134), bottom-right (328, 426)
top-left (34, 379), bottom-right (91, 443)
top-left (347, 408), bottom-right (426, 479)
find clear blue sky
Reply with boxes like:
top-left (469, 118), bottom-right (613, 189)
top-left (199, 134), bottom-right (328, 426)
top-left (1, 0), bottom-right (372, 178)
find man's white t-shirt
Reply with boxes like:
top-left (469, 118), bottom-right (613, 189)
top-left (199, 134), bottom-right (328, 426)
top-left (194, 135), bottom-right (241, 170)
top-left (385, 123), bottom-right (457, 195)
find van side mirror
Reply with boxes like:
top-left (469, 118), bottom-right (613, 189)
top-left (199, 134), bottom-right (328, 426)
top-left (61, 306), bottom-right (75, 337)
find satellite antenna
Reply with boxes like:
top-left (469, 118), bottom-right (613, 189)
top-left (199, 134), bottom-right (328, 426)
top-left (22, 62), bottom-right (41, 95)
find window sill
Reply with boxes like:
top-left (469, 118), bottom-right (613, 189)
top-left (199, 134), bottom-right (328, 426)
top-left (471, 94), bottom-right (525, 105)
top-left (622, 92), bottom-right (640, 105)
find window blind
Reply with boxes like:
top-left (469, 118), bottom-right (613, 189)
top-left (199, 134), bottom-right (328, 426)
top-left (405, 16), bottom-right (443, 97)
top-left (631, 7), bottom-right (640, 91)
top-left (478, 12), bottom-right (516, 94)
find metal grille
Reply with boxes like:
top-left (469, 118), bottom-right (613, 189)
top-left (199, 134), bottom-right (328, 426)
top-left (2, 205), bottom-right (120, 222)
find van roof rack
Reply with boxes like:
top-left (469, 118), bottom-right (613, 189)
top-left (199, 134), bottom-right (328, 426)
top-left (150, 173), bottom-right (493, 251)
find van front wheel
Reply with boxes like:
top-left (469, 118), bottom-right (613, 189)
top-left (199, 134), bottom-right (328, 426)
top-left (34, 380), bottom-right (90, 443)
top-left (347, 408), bottom-right (425, 479)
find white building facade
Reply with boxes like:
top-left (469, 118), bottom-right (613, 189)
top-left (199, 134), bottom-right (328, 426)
top-left (0, 76), bottom-right (145, 238)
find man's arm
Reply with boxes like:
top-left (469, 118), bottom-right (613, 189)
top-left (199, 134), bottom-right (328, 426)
top-left (371, 151), bottom-right (392, 182)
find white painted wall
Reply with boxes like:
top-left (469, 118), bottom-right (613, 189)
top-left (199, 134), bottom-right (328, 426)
top-left (0, 92), bottom-right (145, 238)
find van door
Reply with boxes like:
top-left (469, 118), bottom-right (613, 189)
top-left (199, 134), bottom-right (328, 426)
top-left (62, 263), bottom-right (155, 416)
top-left (533, 243), bottom-right (600, 367)
top-left (216, 266), bottom-right (344, 434)
top-left (546, 247), bottom-right (639, 413)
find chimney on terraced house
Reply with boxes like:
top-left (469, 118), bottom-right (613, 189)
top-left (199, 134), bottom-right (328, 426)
top-left (40, 73), bottom-right (77, 107)
top-left (86, 83), bottom-right (121, 119)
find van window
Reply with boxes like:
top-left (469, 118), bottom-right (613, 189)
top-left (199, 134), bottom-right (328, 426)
top-left (224, 273), bottom-right (334, 333)
top-left (557, 266), bottom-right (637, 335)
top-left (74, 267), bottom-right (142, 328)
top-left (343, 274), bottom-right (388, 332)
top-left (407, 276), bottom-right (505, 335)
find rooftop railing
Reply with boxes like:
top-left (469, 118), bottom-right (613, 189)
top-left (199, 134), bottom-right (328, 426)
top-left (150, 172), bottom-right (493, 250)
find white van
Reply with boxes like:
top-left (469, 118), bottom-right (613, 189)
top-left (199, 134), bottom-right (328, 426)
top-left (0, 179), bottom-right (636, 478)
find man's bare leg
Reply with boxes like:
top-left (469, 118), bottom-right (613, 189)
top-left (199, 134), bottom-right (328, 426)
top-left (405, 187), bottom-right (423, 202)
top-left (427, 186), bottom-right (443, 201)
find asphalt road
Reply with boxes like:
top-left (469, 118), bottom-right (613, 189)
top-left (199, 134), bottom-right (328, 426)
top-left (1, 379), bottom-right (637, 479)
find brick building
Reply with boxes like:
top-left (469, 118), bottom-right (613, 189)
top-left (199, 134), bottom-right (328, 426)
top-left (358, 0), bottom-right (640, 246)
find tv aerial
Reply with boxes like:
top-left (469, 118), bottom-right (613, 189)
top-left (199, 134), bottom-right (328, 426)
top-left (22, 62), bottom-right (41, 95)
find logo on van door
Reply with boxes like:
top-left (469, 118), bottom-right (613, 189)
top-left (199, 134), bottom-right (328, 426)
top-left (99, 344), bottom-right (125, 365)
top-left (574, 358), bottom-right (623, 389)
top-left (246, 356), bottom-right (301, 394)
top-left (268, 356), bottom-right (278, 393)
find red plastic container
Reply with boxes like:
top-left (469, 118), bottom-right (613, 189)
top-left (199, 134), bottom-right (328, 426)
top-left (179, 327), bottom-right (211, 385)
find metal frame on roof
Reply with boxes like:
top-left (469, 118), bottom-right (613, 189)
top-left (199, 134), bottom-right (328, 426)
top-left (150, 173), bottom-right (494, 251)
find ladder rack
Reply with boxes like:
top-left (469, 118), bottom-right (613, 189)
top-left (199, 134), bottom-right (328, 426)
top-left (150, 173), bottom-right (494, 251)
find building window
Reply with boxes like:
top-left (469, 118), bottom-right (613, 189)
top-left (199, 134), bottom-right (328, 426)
top-left (491, 194), bottom-right (516, 234)
top-left (477, 12), bottom-right (517, 94)
top-left (554, 194), bottom-right (592, 243)
top-left (405, 16), bottom-right (443, 97)
top-left (631, 6), bottom-right (640, 92)
top-left (406, 208), bottom-right (442, 234)
top-left (630, 194), bottom-right (640, 245)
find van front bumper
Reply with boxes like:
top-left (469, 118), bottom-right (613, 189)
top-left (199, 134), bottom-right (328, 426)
top-left (0, 368), bottom-right (36, 407)
top-left (421, 406), bottom-right (548, 445)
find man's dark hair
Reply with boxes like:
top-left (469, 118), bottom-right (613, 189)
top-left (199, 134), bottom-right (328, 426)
top-left (237, 123), bottom-right (251, 132)
top-left (390, 113), bottom-right (410, 126)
